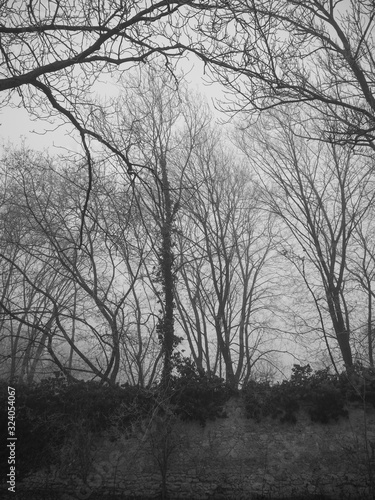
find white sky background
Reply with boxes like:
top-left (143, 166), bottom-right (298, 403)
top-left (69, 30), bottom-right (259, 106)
top-left (0, 0), bottom-right (354, 154)
top-left (0, 18), bottom-right (338, 378)
top-left (0, 55), bottom-right (225, 154)
top-left (0, 101), bottom-right (80, 153)
top-left (0, 57), bottom-right (320, 377)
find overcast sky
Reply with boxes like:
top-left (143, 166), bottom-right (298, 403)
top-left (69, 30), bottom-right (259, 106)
top-left (0, 54), bottom-right (226, 154)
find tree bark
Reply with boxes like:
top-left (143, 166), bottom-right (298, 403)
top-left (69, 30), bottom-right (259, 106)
top-left (159, 154), bottom-right (175, 387)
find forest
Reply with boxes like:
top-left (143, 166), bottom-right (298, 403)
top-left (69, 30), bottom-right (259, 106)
top-left (1, 0), bottom-right (375, 391)
top-left (3, 2), bottom-right (375, 499)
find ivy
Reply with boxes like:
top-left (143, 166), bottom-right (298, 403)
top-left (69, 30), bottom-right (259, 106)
top-left (242, 379), bottom-right (300, 424)
top-left (2, 363), bottom-right (374, 481)
top-left (0, 377), bottom-right (155, 480)
top-left (170, 354), bottom-right (234, 425)
top-left (0, 363), bottom-right (233, 480)
top-left (243, 365), bottom-right (352, 424)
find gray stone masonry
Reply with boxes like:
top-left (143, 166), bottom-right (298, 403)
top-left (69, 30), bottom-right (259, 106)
top-left (17, 397), bottom-right (375, 499)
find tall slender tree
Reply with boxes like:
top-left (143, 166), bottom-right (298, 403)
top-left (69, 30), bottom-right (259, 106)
top-left (240, 111), bottom-right (375, 370)
top-left (175, 131), bottom-right (280, 387)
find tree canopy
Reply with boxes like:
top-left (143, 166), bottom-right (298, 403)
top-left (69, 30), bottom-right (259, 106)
top-left (1, 0), bottom-right (375, 385)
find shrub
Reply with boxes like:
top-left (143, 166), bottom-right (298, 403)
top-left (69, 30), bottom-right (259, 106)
top-left (0, 377), bottom-right (154, 480)
top-left (170, 355), bottom-right (234, 425)
top-left (242, 379), bottom-right (300, 424)
top-left (243, 365), bottom-right (349, 424)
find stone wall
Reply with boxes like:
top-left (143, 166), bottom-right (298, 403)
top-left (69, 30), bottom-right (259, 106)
top-left (15, 397), bottom-right (375, 499)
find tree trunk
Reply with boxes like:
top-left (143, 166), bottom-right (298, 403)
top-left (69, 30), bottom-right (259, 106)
top-left (326, 291), bottom-right (353, 369)
top-left (214, 315), bottom-right (236, 388)
top-left (159, 154), bottom-right (175, 387)
top-left (367, 281), bottom-right (374, 367)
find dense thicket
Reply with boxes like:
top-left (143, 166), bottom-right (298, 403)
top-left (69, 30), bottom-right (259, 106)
top-left (1, 364), bottom-right (374, 481)
top-left (1, 1), bottom-right (375, 387)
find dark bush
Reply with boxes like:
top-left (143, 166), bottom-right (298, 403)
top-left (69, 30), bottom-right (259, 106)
top-left (0, 377), bottom-right (155, 481)
top-left (170, 355), bottom-right (234, 425)
top-left (243, 365), bottom-right (350, 424)
top-left (2, 362), bottom-right (374, 483)
top-left (0, 363), bottom-right (234, 480)
top-left (242, 378), bottom-right (300, 424)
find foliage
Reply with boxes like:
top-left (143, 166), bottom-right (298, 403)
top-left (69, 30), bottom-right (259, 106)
top-left (0, 376), bottom-right (155, 481)
top-left (170, 354), bottom-right (235, 426)
top-left (337, 363), bottom-right (375, 407)
top-left (2, 363), bottom-right (375, 482)
top-left (289, 365), bottom-right (350, 423)
top-left (243, 365), bottom-right (352, 424)
top-left (0, 362), bottom-right (233, 479)
top-left (243, 379), bottom-right (300, 424)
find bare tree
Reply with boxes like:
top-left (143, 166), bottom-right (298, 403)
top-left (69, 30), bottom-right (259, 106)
top-left (0, 0), bottom-right (216, 242)
top-left (0, 145), bottom-right (162, 385)
top-left (175, 131), bottom-right (281, 388)
top-left (0, 250), bottom-right (59, 383)
top-left (0, 153), bottom-right (71, 382)
top-left (346, 217), bottom-right (375, 367)
top-left (196, 0), bottom-right (375, 147)
top-left (0, 1), bottom-right (207, 122)
top-left (240, 111), bottom-right (375, 370)
top-left (91, 65), bottom-right (210, 385)
top-left (94, 173), bottom-right (164, 386)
